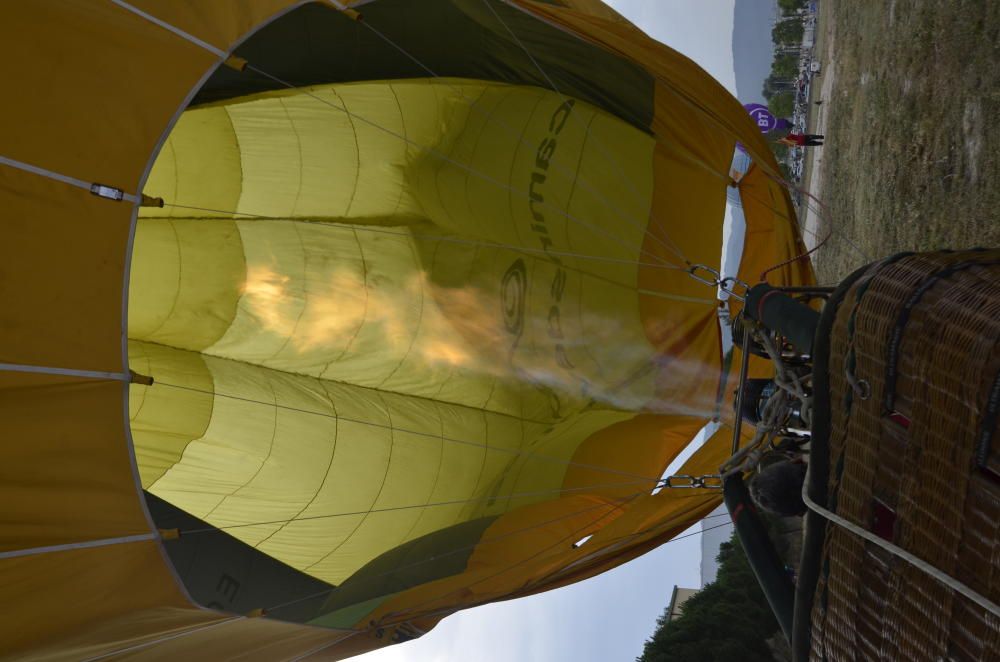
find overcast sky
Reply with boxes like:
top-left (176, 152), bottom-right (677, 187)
top-left (354, 3), bottom-right (737, 660)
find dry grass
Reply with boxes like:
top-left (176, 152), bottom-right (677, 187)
top-left (811, 0), bottom-right (1000, 283)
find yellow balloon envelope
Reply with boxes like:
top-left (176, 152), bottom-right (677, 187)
top-left (0, 1), bottom-right (812, 658)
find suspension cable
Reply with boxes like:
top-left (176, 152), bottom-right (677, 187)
top-left (370, 490), bottom-right (644, 627)
top-left (479, 0), bottom-right (691, 264)
top-left (257, 492), bottom-right (729, 624)
top-left (263, 504), bottom-right (733, 619)
top-left (151, 200), bottom-right (722, 307)
top-left (152, 380), bottom-right (662, 483)
top-left (242, 63), bottom-right (685, 273)
top-left (487, 0), bottom-right (836, 287)
top-left (176, 478), bottom-right (662, 536)
top-left (154, 202), bottom-right (685, 273)
top-left (353, 12), bottom-right (690, 267)
top-left (375, 516), bottom-right (731, 631)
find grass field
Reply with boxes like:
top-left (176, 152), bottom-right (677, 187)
top-left (810, 0), bottom-right (1000, 283)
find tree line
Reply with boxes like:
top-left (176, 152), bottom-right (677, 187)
top-left (636, 532), bottom-right (782, 662)
top-left (760, 0), bottom-right (811, 177)
top-left (763, 0), bottom-right (809, 119)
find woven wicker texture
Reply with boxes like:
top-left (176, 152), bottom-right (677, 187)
top-left (809, 250), bottom-right (1000, 661)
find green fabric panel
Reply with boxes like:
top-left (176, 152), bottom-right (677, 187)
top-left (308, 594), bottom-right (397, 630)
top-left (193, 0), bottom-right (654, 131)
top-left (145, 492), bottom-right (334, 624)
top-left (317, 516), bottom-right (498, 615)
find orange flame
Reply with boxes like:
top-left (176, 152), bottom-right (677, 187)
top-left (239, 261), bottom-right (719, 418)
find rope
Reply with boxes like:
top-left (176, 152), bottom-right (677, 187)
top-left (153, 201), bottom-right (720, 307)
top-left (720, 322), bottom-right (814, 479)
top-left (175, 478), bottom-right (664, 536)
top-left (755, 168), bottom-right (871, 282)
top-left (155, 202), bottom-right (684, 273)
top-left (801, 466), bottom-right (1000, 620)
top-left (759, 230), bottom-right (831, 283)
top-left (79, 616), bottom-right (246, 662)
top-left (758, 331), bottom-right (811, 421)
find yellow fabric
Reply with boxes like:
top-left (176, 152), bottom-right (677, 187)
top-left (516, 0), bottom-right (811, 292)
top-left (357, 415), bottom-right (713, 633)
top-left (0, 1), bottom-right (812, 659)
top-left (550, 4), bottom-right (769, 416)
top-left (0, 2), bottom-right (217, 200)
top-left (0, 542), bottom-right (196, 659)
top-left (129, 80), bottom-right (714, 592)
top-left (731, 165), bottom-right (814, 378)
top-left (136, 81), bottom-right (658, 415)
top-left (515, 0), bottom-right (814, 392)
top-left (0, 372), bottom-right (149, 552)
top-left (127, 0), bottom-right (310, 52)
top-left (0, 2), bottom-right (230, 657)
top-left (734, 165), bottom-right (815, 295)
top-left (0, 172), bottom-right (131, 372)
top-left (456, 426), bottom-right (733, 622)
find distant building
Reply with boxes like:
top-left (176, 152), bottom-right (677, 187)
top-left (665, 586), bottom-right (700, 622)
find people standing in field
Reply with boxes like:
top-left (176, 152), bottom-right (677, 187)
top-left (778, 132), bottom-right (824, 147)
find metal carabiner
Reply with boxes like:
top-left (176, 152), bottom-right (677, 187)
top-left (718, 277), bottom-right (750, 303)
top-left (695, 474), bottom-right (725, 489)
top-left (662, 475), bottom-right (696, 488)
top-left (661, 474), bottom-right (724, 489)
top-left (687, 264), bottom-right (721, 287)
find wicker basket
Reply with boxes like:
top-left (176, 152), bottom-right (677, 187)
top-left (796, 250), bottom-right (1000, 661)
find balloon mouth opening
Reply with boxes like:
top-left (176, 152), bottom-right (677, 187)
top-left (124, 0), bottom-right (724, 631)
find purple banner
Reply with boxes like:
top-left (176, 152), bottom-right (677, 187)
top-left (743, 103), bottom-right (777, 132)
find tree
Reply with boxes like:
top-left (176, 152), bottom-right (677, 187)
top-left (637, 533), bottom-right (781, 662)
top-left (776, 159), bottom-right (795, 185)
top-left (777, 0), bottom-right (807, 13)
top-left (772, 19), bottom-right (805, 45)
top-left (768, 92), bottom-right (795, 119)
top-left (772, 53), bottom-right (799, 80)
top-left (771, 142), bottom-right (790, 163)
top-left (762, 74), bottom-right (795, 100)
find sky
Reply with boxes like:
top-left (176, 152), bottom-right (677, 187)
top-left (354, 3), bottom-right (738, 661)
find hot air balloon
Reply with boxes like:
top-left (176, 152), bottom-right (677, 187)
top-left (0, 1), bottom-right (812, 658)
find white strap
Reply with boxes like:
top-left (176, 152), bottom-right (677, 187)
top-left (0, 533), bottom-right (157, 560)
top-left (0, 155), bottom-right (138, 204)
top-left (0, 361), bottom-right (128, 382)
top-left (286, 631), bottom-right (362, 662)
top-left (109, 0), bottom-right (226, 57)
top-left (802, 467), bottom-right (1000, 618)
top-left (80, 616), bottom-right (245, 662)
